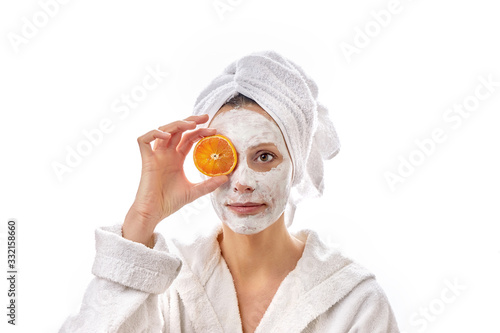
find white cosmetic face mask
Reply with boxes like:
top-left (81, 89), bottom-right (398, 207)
top-left (208, 108), bottom-right (293, 235)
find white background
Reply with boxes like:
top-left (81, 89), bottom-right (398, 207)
top-left (1, 0), bottom-right (499, 332)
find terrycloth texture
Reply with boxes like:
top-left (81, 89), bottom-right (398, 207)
top-left (59, 224), bottom-right (400, 332)
top-left (92, 224), bottom-right (182, 294)
top-left (192, 50), bottom-right (340, 227)
top-left (59, 225), bottom-right (182, 332)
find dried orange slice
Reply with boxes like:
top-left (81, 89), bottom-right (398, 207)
top-left (193, 134), bottom-right (237, 177)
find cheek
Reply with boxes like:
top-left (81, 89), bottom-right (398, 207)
top-left (258, 164), bottom-right (292, 200)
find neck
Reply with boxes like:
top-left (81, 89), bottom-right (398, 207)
top-left (218, 214), bottom-right (305, 284)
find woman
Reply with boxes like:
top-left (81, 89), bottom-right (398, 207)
top-left (60, 51), bottom-right (399, 332)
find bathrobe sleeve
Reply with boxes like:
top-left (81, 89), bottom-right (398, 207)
top-left (59, 224), bottom-right (182, 333)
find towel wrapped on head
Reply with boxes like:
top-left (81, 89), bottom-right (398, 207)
top-left (192, 50), bottom-right (340, 227)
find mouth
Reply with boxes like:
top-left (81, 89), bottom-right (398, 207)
top-left (226, 202), bottom-right (266, 215)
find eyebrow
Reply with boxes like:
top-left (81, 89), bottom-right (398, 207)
top-left (247, 143), bottom-right (281, 153)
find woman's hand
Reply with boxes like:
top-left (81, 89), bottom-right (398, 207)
top-left (122, 114), bottom-right (228, 247)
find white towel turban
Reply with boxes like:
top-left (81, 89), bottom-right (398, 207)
top-left (192, 50), bottom-right (340, 227)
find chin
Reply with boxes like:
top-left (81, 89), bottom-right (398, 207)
top-left (223, 211), bottom-right (279, 235)
top-left (227, 224), bottom-right (261, 235)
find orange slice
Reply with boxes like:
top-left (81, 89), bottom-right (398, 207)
top-left (193, 134), bottom-right (237, 177)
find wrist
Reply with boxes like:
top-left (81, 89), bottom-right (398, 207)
top-left (122, 208), bottom-right (157, 247)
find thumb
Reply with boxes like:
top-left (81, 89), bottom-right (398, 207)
top-left (190, 175), bottom-right (228, 201)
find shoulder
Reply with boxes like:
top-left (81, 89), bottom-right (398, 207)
top-left (336, 277), bottom-right (400, 331)
top-left (295, 228), bottom-right (397, 312)
top-left (343, 276), bottom-right (393, 308)
top-left (284, 228), bottom-right (400, 332)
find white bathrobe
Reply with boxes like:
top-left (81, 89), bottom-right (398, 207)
top-left (59, 223), bottom-right (400, 332)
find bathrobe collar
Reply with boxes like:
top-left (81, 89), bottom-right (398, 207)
top-left (166, 223), bottom-right (374, 333)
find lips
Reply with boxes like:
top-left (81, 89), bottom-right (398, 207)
top-left (227, 202), bottom-right (266, 215)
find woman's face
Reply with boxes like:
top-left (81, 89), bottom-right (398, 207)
top-left (208, 104), bottom-right (293, 235)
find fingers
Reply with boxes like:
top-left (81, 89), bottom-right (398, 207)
top-left (190, 175), bottom-right (228, 201)
top-left (137, 129), bottom-right (171, 158)
top-left (184, 114), bottom-right (209, 125)
top-left (157, 115), bottom-right (209, 149)
top-left (138, 114), bottom-right (211, 154)
top-left (177, 127), bottom-right (217, 156)
top-left (158, 121), bottom-right (197, 149)
top-left (157, 114), bottom-right (209, 133)
top-left (153, 129), bottom-right (174, 151)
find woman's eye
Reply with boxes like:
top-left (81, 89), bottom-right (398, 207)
top-left (257, 153), bottom-right (275, 162)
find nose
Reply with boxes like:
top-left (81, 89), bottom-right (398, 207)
top-left (231, 161), bottom-right (256, 193)
top-left (234, 181), bottom-right (254, 193)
